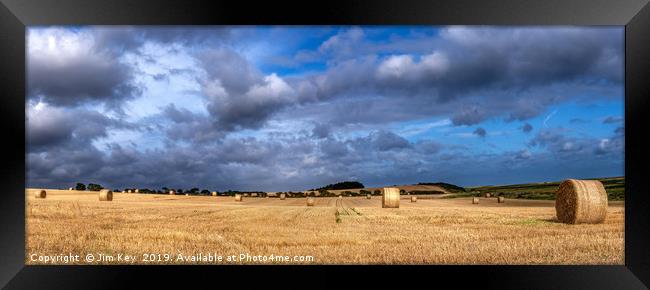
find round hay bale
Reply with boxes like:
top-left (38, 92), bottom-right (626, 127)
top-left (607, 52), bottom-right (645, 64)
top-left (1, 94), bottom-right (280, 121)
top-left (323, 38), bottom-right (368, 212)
top-left (244, 193), bottom-right (250, 197)
top-left (411, 196), bottom-right (417, 203)
top-left (185, 193), bottom-right (189, 196)
top-left (485, 193), bottom-right (491, 198)
top-left (169, 190), bottom-right (175, 195)
top-left (555, 179), bottom-right (608, 224)
top-left (382, 187), bottom-right (400, 208)
top-left (251, 193), bottom-right (258, 197)
top-left (472, 197), bottom-right (479, 204)
top-left (280, 193), bottom-right (286, 200)
top-left (497, 196), bottom-right (505, 203)
top-left (68, 187), bottom-right (74, 191)
top-left (135, 189), bottom-right (139, 193)
top-left (338, 195), bottom-right (343, 199)
top-left (99, 189), bottom-right (113, 201)
top-left (34, 189), bottom-right (46, 199)
top-left (366, 194), bottom-right (371, 199)
top-left (211, 191), bottom-right (217, 196)
top-left (235, 194), bottom-right (243, 202)
top-left (306, 197), bottom-right (315, 206)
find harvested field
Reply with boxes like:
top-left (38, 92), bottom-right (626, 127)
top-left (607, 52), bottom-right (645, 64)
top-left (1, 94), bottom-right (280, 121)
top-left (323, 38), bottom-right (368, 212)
top-left (25, 189), bottom-right (624, 265)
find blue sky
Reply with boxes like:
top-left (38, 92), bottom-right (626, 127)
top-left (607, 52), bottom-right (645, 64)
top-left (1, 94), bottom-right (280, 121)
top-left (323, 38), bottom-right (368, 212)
top-left (26, 26), bottom-right (624, 191)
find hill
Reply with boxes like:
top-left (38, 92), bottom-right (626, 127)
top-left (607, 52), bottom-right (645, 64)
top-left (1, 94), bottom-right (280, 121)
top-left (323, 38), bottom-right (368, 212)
top-left (456, 176), bottom-right (624, 201)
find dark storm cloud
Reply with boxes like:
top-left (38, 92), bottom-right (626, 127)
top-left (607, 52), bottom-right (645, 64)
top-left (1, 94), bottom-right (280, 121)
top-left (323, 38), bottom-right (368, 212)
top-left (521, 123), bottom-right (533, 133)
top-left (311, 123), bottom-right (332, 139)
top-left (529, 127), bottom-right (623, 158)
top-left (26, 105), bottom-right (135, 152)
top-left (28, 51), bottom-right (140, 107)
top-left (473, 127), bottom-right (487, 138)
top-left (349, 131), bottom-right (411, 152)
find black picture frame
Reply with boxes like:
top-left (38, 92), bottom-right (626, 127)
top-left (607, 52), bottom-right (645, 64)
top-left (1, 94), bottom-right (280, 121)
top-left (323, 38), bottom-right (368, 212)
top-left (1, 0), bottom-right (649, 288)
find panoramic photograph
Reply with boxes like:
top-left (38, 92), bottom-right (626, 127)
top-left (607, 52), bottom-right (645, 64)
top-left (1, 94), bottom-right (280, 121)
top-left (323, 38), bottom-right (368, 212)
top-left (25, 26), bottom-right (624, 265)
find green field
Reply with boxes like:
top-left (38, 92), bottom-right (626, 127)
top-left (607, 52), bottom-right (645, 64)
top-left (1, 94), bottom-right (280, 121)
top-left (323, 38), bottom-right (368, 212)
top-left (449, 177), bottom-right (624, 201)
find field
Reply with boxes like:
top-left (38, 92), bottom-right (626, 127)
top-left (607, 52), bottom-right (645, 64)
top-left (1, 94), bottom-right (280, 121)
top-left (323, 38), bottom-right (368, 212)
top-left (26, 189), bottom-right (624, 265)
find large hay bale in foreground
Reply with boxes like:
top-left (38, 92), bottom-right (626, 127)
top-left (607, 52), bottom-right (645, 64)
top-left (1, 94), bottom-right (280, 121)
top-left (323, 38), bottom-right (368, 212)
top-left (235, 194), bottom-right (243, 202)
top-left (555, 179), bottom-right (608, 224)
top-left (34, 189), bottom-right (46, 199)
top-left (366, 194), bottom-right (371, 199)
top-left (306, 197), bottom-right (315, 206)
top-left (497, 196), bottom-right (505, 203)
top-left (99, 189), bottom-right (113, 201)
top-left (280, 193), bottom-right (286, 200)
top-left (382, 187), bottom-right (400, 208)
top-left (472, 197), bottom-right (479, 204)
top-left (411, 196), bottom-right (417, 203)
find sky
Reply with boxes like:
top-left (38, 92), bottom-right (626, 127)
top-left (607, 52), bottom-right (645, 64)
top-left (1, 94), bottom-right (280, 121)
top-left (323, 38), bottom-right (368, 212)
top-left (25, 26), bottom-right (624, 191)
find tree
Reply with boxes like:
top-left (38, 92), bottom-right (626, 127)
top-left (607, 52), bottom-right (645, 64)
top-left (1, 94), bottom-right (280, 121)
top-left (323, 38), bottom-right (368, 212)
top-left (311, 181), bottom-right (365, 191)
top-left (201, 189), bottom-right (210, 195)
top-left (87, 183), bottom-right (103, 191)
top-left (75, 183), bottom-right (86, 191)
top-left (373, 189), bottom-right (381, 195)
top-left (176, 189), bottom-right (183, 194)
top-left (190, 187), bottom-right (199, 193)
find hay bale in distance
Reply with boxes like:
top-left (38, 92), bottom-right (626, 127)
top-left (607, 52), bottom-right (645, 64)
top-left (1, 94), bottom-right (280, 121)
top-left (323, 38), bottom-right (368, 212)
top-left (99, 189), bottom-right (113, 201)
top-left (485, 193), bottom-right (491, 198)
top-left (212, 191), bottom-right (217, 196)
top-left (34, 189), bottom-right (46, 199)
top-left (382, 187), bottom-right (400, 208)
top-left (411, 196), bottom-right (417, 203)
top-left (135, 189), bottom-right (139, 193)
top-left (251, 193), bottom-right (258, 197)
top-left (68, 187), bottom-right (74, 191)
top-left (280, 193), bottom-right (286, 200)
top-left (366, 194), bottom-right (371, 199)
top-left (338, 195), bottom-right (343, 199)
top-left (306, 197), bottom-right (315, 206)
top-left (235, 194), bottom-right (243, 202)
top-left (555, 179), bottom-right (608, 224)
top-left (169, 190), bottom-right (175, 195)
top-left (472, 197), bottom-right (479, 204)
top-left (497, 196), bottom-right (505, 203)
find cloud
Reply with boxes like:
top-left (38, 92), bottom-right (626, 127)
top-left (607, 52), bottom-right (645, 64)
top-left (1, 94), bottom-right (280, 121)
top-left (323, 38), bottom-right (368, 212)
top-left (25, 26), bottom-right (625, 191)
top-left (603, 116), bottom-right (623, 124)
top-left (27, 28), bottom-right (141, 108)
top-left (473, 127), bottom-right (487, 138)
top-left (26, 102), bottom-right (135, 152)
top-left (311, 123), bottom-right (331, 139)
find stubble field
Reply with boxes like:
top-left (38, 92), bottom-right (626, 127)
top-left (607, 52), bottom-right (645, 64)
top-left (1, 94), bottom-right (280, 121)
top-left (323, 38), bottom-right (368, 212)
top-left (25, 189), bottom-right (624, 265)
